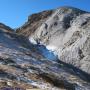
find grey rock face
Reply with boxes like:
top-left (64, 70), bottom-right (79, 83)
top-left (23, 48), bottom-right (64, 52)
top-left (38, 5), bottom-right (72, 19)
top-left (17, 7), bottom-right (90, 75)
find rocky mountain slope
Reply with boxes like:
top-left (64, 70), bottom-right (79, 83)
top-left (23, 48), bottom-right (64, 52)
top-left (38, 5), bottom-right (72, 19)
top-left (16, 6), bottom-right (90, 74)
top-left (0, 6), bottom-right (90, 90)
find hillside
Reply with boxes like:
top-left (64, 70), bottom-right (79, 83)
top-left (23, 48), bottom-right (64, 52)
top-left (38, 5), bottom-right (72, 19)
top-left (16, 6), bottom-right (90, 74)
top-left (0, 6), bottom-right (90, 90)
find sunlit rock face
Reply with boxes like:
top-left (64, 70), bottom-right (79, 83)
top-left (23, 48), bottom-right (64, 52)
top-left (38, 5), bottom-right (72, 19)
top-left (16, 10), bottom-right (53, 37)
top-left (16, 6), bottom-right (90, 75)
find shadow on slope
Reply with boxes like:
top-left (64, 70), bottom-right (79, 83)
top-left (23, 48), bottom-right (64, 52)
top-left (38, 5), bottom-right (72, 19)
top-left (57, 60), bottom-right (90, 82)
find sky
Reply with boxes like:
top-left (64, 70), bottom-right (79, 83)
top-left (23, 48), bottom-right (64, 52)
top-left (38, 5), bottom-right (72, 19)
top-left (0, 0), bottom-right (90, 28)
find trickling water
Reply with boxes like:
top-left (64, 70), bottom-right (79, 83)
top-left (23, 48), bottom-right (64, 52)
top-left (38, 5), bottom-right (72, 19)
top-left (36, 45), bottom-right (58, 60)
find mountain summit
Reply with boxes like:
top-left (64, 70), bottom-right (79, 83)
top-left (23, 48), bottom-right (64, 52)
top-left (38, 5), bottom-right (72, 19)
top-left (0, 6), bottom-right (90, 90)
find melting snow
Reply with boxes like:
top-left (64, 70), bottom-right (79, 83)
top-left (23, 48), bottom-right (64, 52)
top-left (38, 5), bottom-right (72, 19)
top-left (29, 37), bottom-right (37, 44)
top-left (37, 45), bottom-right (58, 60)
top-left (46, 45), bottom-right (57, 51)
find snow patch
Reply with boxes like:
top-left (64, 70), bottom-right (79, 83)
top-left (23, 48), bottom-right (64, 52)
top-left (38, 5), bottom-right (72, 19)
top-left (46, 45), bottom-right (57, 51)
top-left (29, 37), bottom-right (37, 44)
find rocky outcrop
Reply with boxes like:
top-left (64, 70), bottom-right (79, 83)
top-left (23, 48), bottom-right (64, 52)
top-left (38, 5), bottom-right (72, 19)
top-left (16, 10), bottom-right (53, 37)
top-left (0, 23), bottom-right (14, 32)
top-left (16, 6), bottom-right (90, 75)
